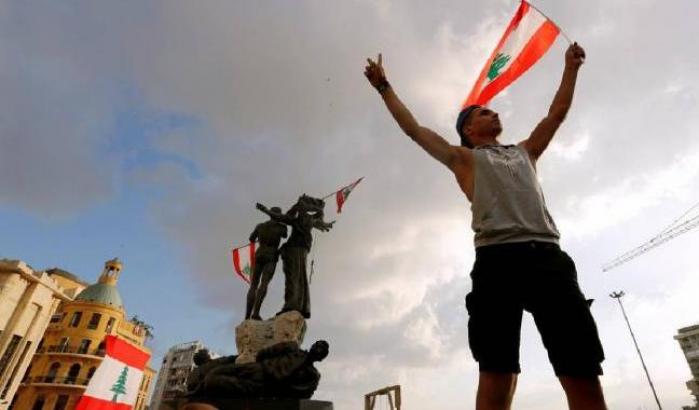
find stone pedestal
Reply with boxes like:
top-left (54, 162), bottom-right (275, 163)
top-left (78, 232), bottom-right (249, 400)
top-left (183, 398), bottom-right (333, 410)
top-left (235, 311), bottom-right (307, 364)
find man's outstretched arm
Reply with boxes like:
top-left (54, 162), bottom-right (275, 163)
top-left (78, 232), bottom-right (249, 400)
top-left (522, 42), bottom-right (586, 161)
top-left (365, 54), bottom-right (458, 168)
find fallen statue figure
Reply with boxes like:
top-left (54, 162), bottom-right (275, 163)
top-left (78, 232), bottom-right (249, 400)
top-left (186, 340), bottom-right (329, 400)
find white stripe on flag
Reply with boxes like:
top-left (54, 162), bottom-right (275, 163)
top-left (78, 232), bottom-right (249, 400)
top-left (84, 355), bottom-right (143, 405)
top-left (484, 7), bottom-right (547, 87)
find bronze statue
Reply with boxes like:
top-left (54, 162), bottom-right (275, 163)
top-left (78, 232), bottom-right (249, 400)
top-left (187, 341), bottom-right (329, 400)
top-left (256, 195), bottom-right (333, 319)
top-left (246, 207), bottom-right (288, 320)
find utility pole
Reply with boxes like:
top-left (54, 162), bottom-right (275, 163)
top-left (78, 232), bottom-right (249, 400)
top-left (610, 291), bottom-right (663, 410)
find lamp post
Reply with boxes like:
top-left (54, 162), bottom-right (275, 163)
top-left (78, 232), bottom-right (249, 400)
top-left (609, 291), bottom-right (662, 409)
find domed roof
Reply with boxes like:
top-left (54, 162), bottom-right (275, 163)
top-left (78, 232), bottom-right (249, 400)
top-left (74, 282), bottom-right (123, 308)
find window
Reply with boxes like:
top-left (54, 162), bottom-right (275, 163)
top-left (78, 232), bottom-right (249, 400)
top-left (58, 337), bottom-right (70, 352)
top-left (54, 395), bottom-right (69, 410)
top-left (31, 395), bottom-right (46, 410)
top-left (69, 312), bottom-right (82, 328)
top-left (1, 341), bottom-right (32, 399)
top-left (0, 335), bottom-right (22, 378)
top-left (87, 367), bottom-right (97, 381)
top-left (49, 313), bottom-right (64, 323)
top-left (47, 363), bottom-right (60, 383)
top-left (66, 363), bottom-right (81, 384)
top-left (105, 317), bottom-right (116, 333)
top-left (21, 364), bottom-right (32, 383)
top-left (87, 313), bottom-right (102, 330)
top-left (97, 341), bottom-right (106, 356)
top-left (78, 339), bottom-right (91, 354)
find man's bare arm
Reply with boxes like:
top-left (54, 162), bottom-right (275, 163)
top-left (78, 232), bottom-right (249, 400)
top-left (365, 54), bottom-right (458, 168)
top-left (522, 43), bottom-right (585, 160)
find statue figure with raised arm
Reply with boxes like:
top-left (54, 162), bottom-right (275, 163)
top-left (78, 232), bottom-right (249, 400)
top-left (256, 194), bottom-right (334, 319)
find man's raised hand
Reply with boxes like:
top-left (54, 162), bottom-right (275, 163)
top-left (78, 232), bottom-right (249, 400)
top-left (565, 42), bottom-right (586, 70)
top-left (364, 53), bottom-right (388, 91)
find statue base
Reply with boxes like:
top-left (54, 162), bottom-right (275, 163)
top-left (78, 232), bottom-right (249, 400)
top-left (235, 311), bottom-right (307, 364)
top-left (184, 398), bottom-right (333, 410)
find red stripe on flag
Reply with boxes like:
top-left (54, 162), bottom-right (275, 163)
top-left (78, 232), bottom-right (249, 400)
top-left (474, 20), bottom-right (559, 105)
top-left (106, 335), bottom-right (149, 370)
top-left (76, 396), bottom-right (133, 410)
top-left (336, 190), bottom-right (345, 214)
top-left (464, 1), bottom-right (530, 107)
top-left (232, 247), bottom-right (251, 283)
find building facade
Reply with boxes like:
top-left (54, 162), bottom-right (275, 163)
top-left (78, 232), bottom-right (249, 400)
top-left (0, 260), bottom-right (82, 410)
top-left (12, 259), bottom-right (155, 410)
top-left (150, 341), bottom-right (216, 410)
top-left (676, 324), bottom-right (699, 408)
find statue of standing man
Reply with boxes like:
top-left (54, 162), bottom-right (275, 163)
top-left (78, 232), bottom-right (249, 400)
top-left (245, 207), bottom-right (288, 320)
top-left (256, 195), bottom-right (333, 319)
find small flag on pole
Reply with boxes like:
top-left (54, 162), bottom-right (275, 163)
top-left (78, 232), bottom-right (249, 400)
top-left (232, 242), bottom-right (256, 283)
top-left (464, 0), bottom-right (560, 107)
top-left (76, 335), bottom-right (150, 410)
top-left (335, 177), bottom-right (363, 213)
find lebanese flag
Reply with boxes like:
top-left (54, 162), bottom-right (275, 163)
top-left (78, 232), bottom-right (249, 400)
top-left (335, 177), bottom-right (363, 214)
top-left (232, 242), bottom-right (256, 283)
top-left (76, 336), bottom-right (150, 410)
top-left (464, 0), bottom-right (560, 107)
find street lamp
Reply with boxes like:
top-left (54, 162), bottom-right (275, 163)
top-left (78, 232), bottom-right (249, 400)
top-left (609, 291), bottom-right (662, 410)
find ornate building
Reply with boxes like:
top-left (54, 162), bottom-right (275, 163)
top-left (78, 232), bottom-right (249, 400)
top-left (12, 259), bottom-right (155, 410)
top-left (0, 260), bottom-right (84, 410)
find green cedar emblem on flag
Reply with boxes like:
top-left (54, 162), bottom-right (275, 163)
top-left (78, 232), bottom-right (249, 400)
top-left (487, 53), bottom-right (512, 81)
top-left (243, 264), bottom-right (251, 277)
top-left (110, 366), bottom-right (129, 402)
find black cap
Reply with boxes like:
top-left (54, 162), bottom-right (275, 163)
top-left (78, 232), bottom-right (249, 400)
top-left (455, 105), bottom-right (481, 148)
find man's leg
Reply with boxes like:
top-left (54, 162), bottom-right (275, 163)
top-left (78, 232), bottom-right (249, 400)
top-left (251, 261), bottom-right (276, 320)
top-left (527, 247), bottom-right (607, 410)
top-left (245, 264), bottom-right (263, 319)
top-left (476, 372), bottom-right (518, 410)
top-left (559, 376), bottom-right (607, 410)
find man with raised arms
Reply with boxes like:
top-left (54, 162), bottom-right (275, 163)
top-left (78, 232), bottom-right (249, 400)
top-left (364, 43), bottom-right (608, 410)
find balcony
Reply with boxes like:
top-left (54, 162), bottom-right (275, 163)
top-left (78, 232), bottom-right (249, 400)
top-left (25, 376), bottom-right (89, 388)
top-left (36, 345), bottom-right (106, 357)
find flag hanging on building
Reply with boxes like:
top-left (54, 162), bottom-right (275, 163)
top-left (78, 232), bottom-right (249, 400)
top-left (232, 242), bottom-right (256, 283)
top-left (76, 335), bottom-right (150, 410)
top-left (464, 0), bottom-right (560, 107)
top-left (335, 177), bottom-right (364, 214)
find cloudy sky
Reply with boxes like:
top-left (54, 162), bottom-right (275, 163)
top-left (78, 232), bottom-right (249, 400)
top-left (2, 0), bottom-right (699, 408)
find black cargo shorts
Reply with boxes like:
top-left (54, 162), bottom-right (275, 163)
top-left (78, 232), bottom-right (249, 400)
top-left (465, 241), bottom-right (605, 376)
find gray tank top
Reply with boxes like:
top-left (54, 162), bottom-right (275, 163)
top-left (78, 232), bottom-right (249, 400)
top-left (471, 144), bottom-right (560, 247)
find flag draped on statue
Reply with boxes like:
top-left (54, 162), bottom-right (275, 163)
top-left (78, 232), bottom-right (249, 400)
top-left (232, 242), bottom-right (256, 283)
top-left (464, 0), bottom-right (560, 107)
top-left (335, 177), bottom-right (363, 214)
top-left (76, 335), bottom-right (150, 410)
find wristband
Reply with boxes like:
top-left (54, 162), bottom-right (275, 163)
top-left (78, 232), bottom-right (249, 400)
top-left (376, 79), bottom-right (390, 94)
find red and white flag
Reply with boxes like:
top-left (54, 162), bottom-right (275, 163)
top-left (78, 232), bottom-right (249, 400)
top-left (76, 335), bottom-right (150, 410)
top-left (464, 0), bottom-right (560, 107)
top-left (335, 177), bottom-right (363, 214)
top-left (232, 242), bottom-right (256, 283)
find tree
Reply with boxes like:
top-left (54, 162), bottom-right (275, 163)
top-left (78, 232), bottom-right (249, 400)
top-left (110, 366), bottom-right (129, 402)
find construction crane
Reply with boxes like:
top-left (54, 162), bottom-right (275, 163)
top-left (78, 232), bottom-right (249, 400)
top-left (365, 385), bottom-right (401, 410)
top-left (602, 200), bottom-right (699, 272)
